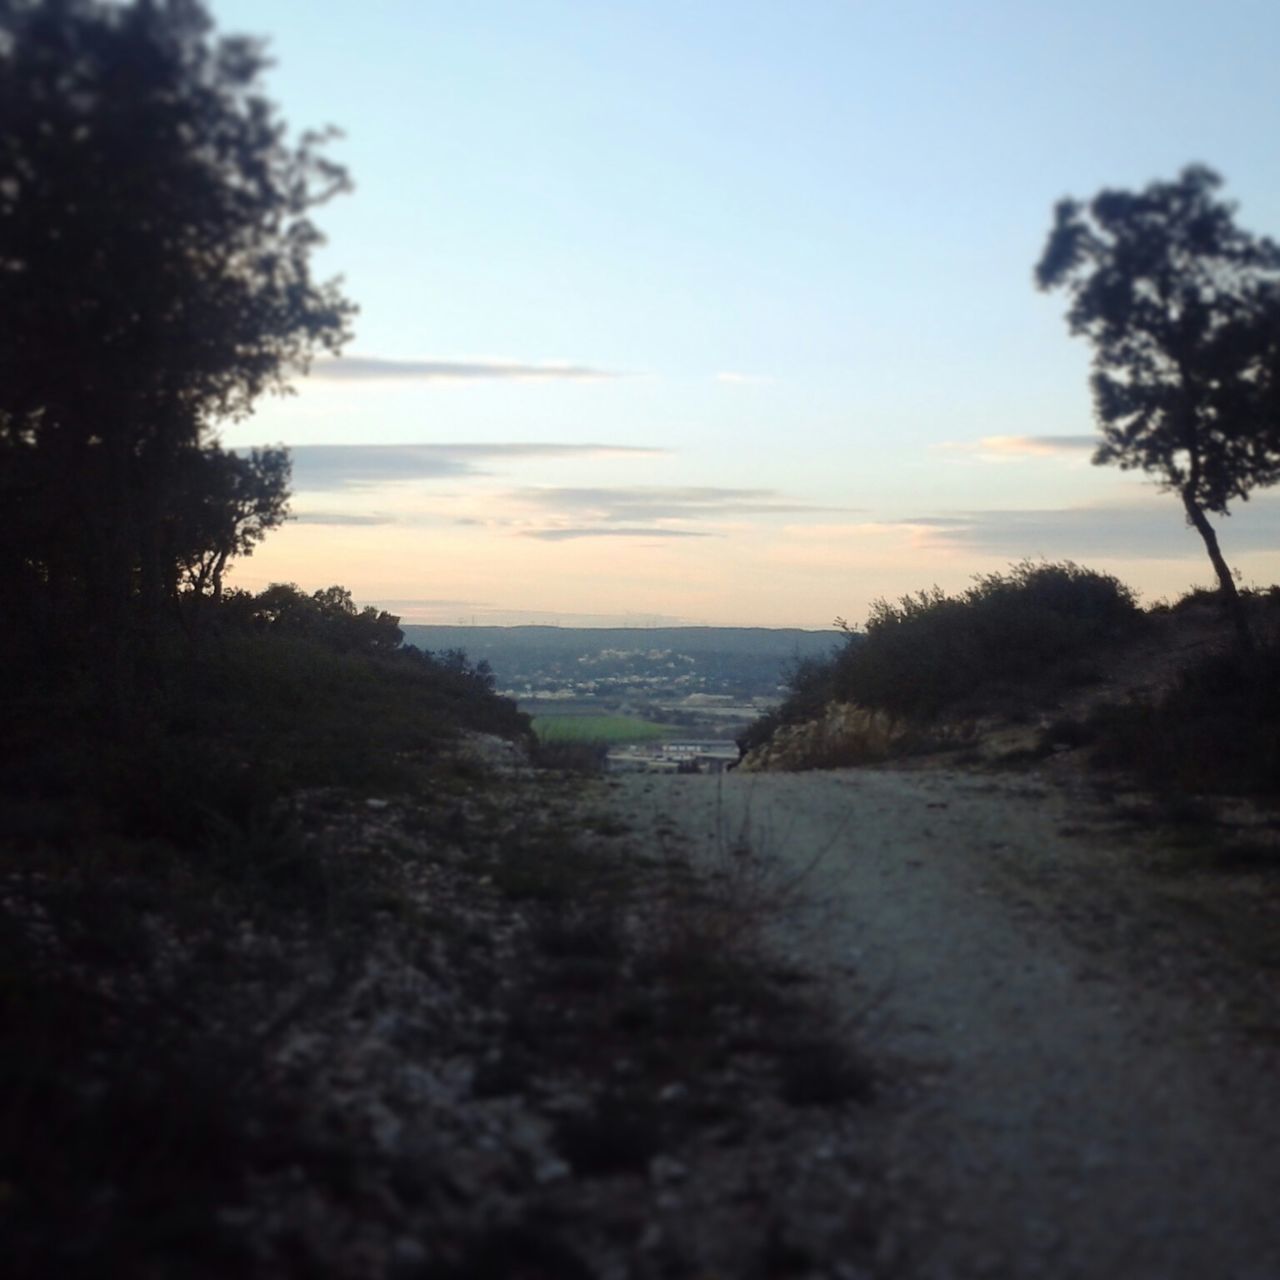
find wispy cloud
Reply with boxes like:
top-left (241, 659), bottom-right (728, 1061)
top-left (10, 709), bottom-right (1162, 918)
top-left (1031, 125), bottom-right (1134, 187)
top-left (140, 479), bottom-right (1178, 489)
top-left (287, 443), bottom-right (665, 492)
top-left (291, 511), bottom-right (397, 526)
top-left (512, 485), bottom-right (841, 524)
top-left (522, 527), bottom-right (714, 542)
top-left (937, 434), bottom-right (1096, 458)
top-left (891, 496), bottom-right (1280, 559)
top-left (311, 356), bottom-right (620, 381)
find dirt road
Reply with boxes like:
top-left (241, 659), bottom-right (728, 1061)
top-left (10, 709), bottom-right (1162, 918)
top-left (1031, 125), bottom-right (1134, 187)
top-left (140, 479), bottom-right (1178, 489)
top-left (608, 767), bottom-right (1280, 1280)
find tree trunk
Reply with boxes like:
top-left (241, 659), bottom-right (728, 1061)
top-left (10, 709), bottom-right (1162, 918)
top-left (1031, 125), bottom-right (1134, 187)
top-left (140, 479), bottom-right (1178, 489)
top-left (1181, 487), bottom-right (1253, 652)
top-left (90, 447), bottom-right (136, 733)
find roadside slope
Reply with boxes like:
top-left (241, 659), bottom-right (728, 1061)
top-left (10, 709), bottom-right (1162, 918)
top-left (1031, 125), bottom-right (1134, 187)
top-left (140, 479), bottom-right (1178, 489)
top-left (610, 768), bottom-right (1280, 1280)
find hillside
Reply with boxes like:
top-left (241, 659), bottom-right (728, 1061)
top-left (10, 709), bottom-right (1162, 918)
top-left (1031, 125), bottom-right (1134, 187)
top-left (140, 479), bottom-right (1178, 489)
top-left (7, 584), bottom-right (1279, 1275)
top-left (740, 571), bottom-right (1280, 798)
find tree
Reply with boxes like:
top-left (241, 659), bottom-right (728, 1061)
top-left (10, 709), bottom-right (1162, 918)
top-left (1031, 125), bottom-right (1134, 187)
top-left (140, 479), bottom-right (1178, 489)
top-left (234, 582), bottom-right (404, 653)
top-left (173, 445), bottom-right (291, 612)
top-left (0, 0), bottom-right (354, 701)
top-left (1035, 165), bottom-right (1280, 647)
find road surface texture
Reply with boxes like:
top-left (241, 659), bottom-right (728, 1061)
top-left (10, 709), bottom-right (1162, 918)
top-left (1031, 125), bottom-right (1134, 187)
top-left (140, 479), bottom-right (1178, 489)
top-left (608, 766), bottom-right (1280, 1280)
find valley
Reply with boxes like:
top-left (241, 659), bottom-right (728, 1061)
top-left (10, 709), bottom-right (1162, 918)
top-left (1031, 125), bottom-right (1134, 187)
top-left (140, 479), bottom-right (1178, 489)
top-left (401, 623), bottom-right (842, 745)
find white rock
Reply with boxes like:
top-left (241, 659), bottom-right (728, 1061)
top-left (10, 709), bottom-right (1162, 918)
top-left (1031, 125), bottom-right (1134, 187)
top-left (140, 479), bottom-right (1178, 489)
top-left (534, 1156), bottom-right (571, 1185)
top-left (648, 1154), bottom-right (688, 1185)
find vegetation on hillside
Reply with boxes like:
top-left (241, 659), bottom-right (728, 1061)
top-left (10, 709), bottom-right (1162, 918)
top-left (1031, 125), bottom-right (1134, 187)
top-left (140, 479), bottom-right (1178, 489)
top-left (741, 560), bottom-right (1142, 755)
top-left (0, 0), bottom-right (353, 720)
top-left (2, 582), bottom-right (529, 857)
top-left (742, 567), bottom-right (1280, 799)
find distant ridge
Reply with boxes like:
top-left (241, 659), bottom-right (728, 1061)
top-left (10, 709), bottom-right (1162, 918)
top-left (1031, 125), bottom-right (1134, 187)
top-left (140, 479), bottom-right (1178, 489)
top-left (400, 625), bottom-right (842, 697)
top-left (400, 624), bottom-right (840, 659)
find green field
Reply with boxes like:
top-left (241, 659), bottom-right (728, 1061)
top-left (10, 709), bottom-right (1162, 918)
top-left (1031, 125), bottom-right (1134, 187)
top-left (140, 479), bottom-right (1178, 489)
top-left (531, 714), bottom-right (675, 744)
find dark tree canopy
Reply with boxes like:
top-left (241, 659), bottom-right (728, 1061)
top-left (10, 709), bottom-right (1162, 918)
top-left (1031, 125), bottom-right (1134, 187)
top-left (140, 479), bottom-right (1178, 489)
top-left (0, 0), bottom-right (354, 697)
top-left (1036, 165), bottom-right (1280, 643)
top-left (229, 582), bottom-right (404, 654)
top-left (174, 445), bottom-right (291, 606)
top-left (0, 0), bottom-right (353, 427)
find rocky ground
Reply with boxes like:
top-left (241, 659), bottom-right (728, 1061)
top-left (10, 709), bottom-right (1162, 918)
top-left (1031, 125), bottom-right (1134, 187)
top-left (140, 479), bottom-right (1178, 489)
top-left (6, 599), bottom-right (1279, 1278)
top-left (1, 740), bottom-right (889, 1279)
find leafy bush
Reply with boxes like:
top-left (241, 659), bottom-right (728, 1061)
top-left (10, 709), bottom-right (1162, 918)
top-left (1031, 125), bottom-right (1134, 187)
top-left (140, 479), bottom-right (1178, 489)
top-left (1170, 585), bottom-right (1228, 614)
top-left (743, 561), bottom-right (1142, 751)
top-left (1166, 583), bottom-right (1280, 619)
top-left (842, 560), bottom-right (1140, 719)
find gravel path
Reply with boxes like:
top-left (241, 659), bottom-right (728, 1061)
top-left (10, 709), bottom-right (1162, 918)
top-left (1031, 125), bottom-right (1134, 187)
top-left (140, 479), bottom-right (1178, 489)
top-left (609, 768), bottom-right (1280, 1280)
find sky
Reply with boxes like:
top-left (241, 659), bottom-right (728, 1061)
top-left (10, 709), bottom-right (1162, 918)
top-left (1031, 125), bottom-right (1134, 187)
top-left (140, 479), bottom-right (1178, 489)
top-left (212, 0), bottom-right (1280, 628)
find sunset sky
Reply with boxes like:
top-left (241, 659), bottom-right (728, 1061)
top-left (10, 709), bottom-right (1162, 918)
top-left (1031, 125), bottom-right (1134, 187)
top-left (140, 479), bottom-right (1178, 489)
top-left (214, 0), bottom-right (1280, 628)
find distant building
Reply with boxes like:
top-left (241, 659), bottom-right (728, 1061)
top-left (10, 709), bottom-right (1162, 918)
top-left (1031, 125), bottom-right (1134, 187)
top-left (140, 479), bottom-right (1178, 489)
top-left (606, 740), bottom-right (739, 774)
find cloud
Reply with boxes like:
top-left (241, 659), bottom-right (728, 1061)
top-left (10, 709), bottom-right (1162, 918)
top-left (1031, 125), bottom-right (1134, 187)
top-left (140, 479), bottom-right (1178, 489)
top-left (898, 496), bottom-right (1280, 560)
top-left (522, 527), bottom-right (714, 542)
top-left (291, 511), bottom-right (397, 526)
top-left (286, 443), bottom-right (665, 492)
top-left (512, 485), bottom-right (840, 523)
top-left (937, 434), bottom-right (1096, 458)
top-left (311, 356), bottom-right (620, 381)
top-left (715, 371), bottom-right (773, 385)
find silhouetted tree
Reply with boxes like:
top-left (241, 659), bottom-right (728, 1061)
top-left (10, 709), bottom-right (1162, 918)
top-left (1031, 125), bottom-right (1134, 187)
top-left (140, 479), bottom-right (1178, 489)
top-left (1035, 165), bottom-right (1280, 648)
top-left (231, 583), bottom-right (403, 653)
top-left (0, 0), bottom-right (353, 705)
top-left (174, 446), bottom-right (290, 613)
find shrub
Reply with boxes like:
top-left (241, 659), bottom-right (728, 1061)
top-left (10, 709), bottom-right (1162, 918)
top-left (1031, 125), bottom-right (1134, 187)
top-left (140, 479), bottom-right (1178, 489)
top-left (744, 561), bottom-right (1142, 751)
top-left (838, 560), bottom-right (1140, 719)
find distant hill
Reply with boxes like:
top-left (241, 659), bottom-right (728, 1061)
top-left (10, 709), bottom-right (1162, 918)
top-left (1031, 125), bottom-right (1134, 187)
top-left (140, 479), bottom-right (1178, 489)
top-left (399, 625), bottom-right (843, 700)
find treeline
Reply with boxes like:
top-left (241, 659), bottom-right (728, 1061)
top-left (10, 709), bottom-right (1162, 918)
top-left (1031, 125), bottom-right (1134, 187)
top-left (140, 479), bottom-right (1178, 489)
top-left (0, 0), bottom-right (351, 715)
top-left (0, 1), bottom-right (526, 851)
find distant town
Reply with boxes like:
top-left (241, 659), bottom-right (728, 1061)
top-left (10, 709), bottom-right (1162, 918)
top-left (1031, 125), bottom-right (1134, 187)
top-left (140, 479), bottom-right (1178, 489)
top-left (400, 624), bottom-right (842, 759)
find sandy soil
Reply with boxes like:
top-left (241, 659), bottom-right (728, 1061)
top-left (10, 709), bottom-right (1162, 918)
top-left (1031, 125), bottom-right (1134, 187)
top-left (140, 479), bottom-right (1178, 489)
top-left (607, 766), bottom-right (1280, 1280)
